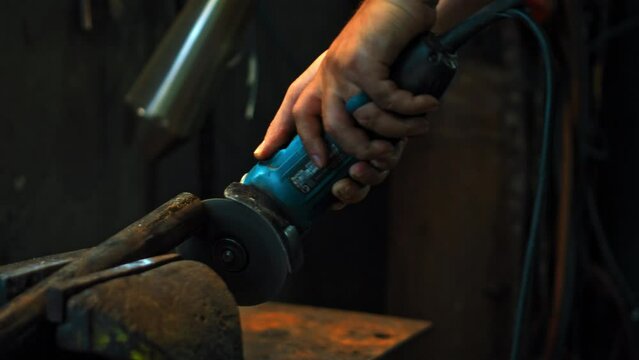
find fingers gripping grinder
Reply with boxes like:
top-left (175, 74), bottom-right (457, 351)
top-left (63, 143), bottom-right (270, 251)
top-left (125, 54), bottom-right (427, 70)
top-left (181, 0), bottom-right (523, 305)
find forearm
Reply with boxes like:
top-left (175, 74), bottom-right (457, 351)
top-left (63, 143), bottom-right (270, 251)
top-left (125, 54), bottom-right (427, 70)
top-left (346, 0), bottom-right (437, 62)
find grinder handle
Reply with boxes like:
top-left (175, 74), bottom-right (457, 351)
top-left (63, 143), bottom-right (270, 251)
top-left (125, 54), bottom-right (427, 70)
top-left (346, 33), bottom-right (457, 115)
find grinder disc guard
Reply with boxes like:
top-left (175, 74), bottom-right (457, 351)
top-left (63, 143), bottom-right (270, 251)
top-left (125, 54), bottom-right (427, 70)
top-left (178, 198), bottom-right (291, 305)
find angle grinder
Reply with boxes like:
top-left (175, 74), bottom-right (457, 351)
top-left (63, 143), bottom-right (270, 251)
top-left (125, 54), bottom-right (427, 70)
top-left (180, 0), bottom-right (524, 305)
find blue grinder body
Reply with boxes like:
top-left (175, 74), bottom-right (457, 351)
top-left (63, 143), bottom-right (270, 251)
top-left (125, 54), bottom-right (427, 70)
top-left (244, 135), bottom-right (356, 229)
top-left (243, 33), bottom-right (458, 230)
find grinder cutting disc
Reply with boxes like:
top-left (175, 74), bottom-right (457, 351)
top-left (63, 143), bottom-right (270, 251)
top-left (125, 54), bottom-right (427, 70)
top-left (178, 198), bottom-right (291, 305)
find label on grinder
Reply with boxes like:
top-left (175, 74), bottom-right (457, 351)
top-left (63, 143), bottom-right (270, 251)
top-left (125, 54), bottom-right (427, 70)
top-left (289, 143), bottom-right (346, 194)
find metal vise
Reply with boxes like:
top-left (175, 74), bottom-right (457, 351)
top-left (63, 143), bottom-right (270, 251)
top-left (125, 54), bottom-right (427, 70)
top-left (0, 193), bottom-right (243, 359)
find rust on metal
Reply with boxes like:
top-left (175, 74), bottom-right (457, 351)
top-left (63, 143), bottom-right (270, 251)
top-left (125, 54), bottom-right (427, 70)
top-left (57, 260), bottom-right (242, 360)
top-left (0, 192), bottom-right (205, 351)
top-left (241, 302), bottom-right (431, 360)
top-left (46, 253), bottom-right (180, 323)
top-left (0, 249), bottom-right (87, 305)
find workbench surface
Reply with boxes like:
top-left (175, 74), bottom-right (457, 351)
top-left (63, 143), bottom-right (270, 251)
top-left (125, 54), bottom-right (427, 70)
top-left (241, 302), bottom-right (431, 360)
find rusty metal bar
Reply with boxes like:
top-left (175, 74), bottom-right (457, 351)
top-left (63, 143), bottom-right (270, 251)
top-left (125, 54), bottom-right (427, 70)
top-left (0, 192), bottom-right (205, 351)
top-left (0, 249), bottom-right (87, 305)
top-left (46, 253), bottom-right (181, 323)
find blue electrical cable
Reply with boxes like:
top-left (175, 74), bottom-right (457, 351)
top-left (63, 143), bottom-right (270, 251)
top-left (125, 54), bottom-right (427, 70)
top-left (501, 8), bottom-right (555, 360)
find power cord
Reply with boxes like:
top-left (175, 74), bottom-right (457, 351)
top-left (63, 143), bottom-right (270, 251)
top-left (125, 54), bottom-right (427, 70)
top-left (437, 3), bottom-right (555, 358)
top-left (499, 8), bottom-right (555, 360)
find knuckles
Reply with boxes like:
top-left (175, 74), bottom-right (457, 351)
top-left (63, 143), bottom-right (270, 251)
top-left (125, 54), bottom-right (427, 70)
top-left (286, 82), bottom-right (301, 97)
top-left (353, 146), bottom-right (372, 160)
top-left (324, 48), bottom-right (370, 79)
top-left (291, 101), bottom-right (306, 122)
top-left (356, 112), bottom-right (375, 128)
top-left (322, 118), bottom-right (338, 136)
top-left (378, 92), bottom-right (399, 112)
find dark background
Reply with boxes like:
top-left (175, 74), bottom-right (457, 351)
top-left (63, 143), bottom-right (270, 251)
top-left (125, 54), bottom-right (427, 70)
top-left (1, 0), bottom-right (638, 359)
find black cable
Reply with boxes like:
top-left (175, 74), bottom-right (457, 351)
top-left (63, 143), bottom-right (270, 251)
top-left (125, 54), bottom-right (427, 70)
top-left (439, 0), bottom-right (524, 52)
top-left (499, 8), bottom-right (554, 360)
top-left (438, 3), bottom-right (556, 359)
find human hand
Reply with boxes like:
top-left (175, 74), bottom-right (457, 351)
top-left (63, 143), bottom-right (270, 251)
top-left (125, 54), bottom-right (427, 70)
top-left (254, 0), bottom-right (439, 208)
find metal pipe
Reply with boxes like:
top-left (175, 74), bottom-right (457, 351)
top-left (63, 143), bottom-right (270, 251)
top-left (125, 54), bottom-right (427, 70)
top-left (126, 0), bottom-right (253, 158)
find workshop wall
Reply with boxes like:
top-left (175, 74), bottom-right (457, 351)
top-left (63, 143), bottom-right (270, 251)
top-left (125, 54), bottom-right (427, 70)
top-left (387, 25), bottom-right (529, 358)
top-left (0, 0), bottom-right (178, 263)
